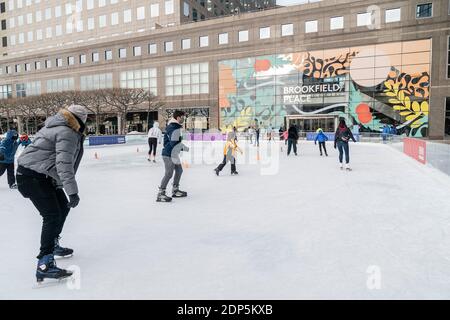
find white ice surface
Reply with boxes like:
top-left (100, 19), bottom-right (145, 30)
top-left (1, 140), bottom-right (450, 299)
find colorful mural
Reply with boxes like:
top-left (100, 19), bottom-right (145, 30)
top-left (218, 39), bottom-right (431, 137)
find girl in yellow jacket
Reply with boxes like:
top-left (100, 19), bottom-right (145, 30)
top-left (214, 131), bottom-right (243, 176)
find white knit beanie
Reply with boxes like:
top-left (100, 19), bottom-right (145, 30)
top-left (68, 104), bottom-right (88, 124)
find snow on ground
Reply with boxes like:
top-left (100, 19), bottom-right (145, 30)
top-left (1, 140), bottom-right (450, 299)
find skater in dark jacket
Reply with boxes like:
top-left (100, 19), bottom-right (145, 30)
top-left (157, 110), bottom-right (190, 202)
top-left (314, 128), bottom-right (329, 156)
top-left (0, 129), bottom-right (21, 189)
top-left (287, 124), bottom-right (299, 156)
top-left (334, 119), bottom-right (356, 170)
top-left (16, 105), bottom-right (88, 283)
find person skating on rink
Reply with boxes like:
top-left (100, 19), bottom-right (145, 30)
top-left (334, 119), bottom-right (357, 171)
top-left (287, 124), bottom-right (299, 156)
top-left (147, 121), bottom-right (162, 163)
top-left (254, 121), bottom-right (260, 147)
top-left (314, 128), bottom-right (329, 156)
top-left (0, 129), bottom-right (23, 189)
top-left (16, 105), bottom-right (88, 284)
top-left (157, 110), bottom-right (190, 203)
top-left (214, 131), bottom-right (243, 176)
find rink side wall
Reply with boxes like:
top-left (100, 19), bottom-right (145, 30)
top-left (401, 138), bottom-right (450, 176)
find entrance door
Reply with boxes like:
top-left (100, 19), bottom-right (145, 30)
top-left (287, 116), bottom-right (337, 132)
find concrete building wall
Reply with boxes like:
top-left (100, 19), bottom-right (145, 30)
top-left (0, 0), bottom-right (449, 137)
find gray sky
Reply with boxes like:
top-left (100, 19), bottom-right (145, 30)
top-left (276, 0), bottom-right (321, 6)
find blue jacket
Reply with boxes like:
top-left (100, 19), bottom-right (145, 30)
top-left (315, 132), bottom-right (329, 143)
top-left (382, 126), bottom-right (390, 135)
top-left (161, 121), bottom-right (188, 158)
top-left (0, 130), bottom-right (20, 164)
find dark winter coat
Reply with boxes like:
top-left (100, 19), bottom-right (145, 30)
top-left (17, 109), bottom-right (85, 196)
top-left (334, 126), bottom-right (356, 147)
top-left (315, 131), bottom-right (329, 143)
top-left (288, 126), bottom-right (299, 140)
top-left (162, 120), bottom-right (188, 158)
top-left (0, 130), bottom-right (19, 164)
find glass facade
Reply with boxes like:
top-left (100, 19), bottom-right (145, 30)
top-left (46, 78), bottom-right (75, 93)
top-left (16, 81), bottom-right (41, 97)
top-left (165, 62), bottom-right (209, 96)
top-left (0, 84), bottom-right (12, 99)
top-left (80, 73), bottom-right (113, 91)
top-left (120, 69), bottom-right (157, 95)
top-left (219, 39), bottom-right (431, 137)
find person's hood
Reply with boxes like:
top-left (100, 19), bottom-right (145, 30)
top-left (152, 122), bottom-right (160, 129)
top-left (45, 109), bottom-right (82, 133)
top-left (5, 130), bottom-right (18, 140)
top-left (167, 119), bottom-right (182, 128)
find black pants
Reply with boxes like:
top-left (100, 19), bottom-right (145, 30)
top-left (256, 132), bottom-right (260, 146)
top-left (148, 138), bottom-right (158, 156)
top-left (16, 173), bottom-right (70, 259)
top-left (216, 155), bottom-right (236, 173)
top-left (337, 141), bottom-right (350, 164)
top-left (287, 139), bottom-right (297, 155)
top-left (319, 142), bottom-right (328, 155)
top-left (0, 163), bottom-right (15, 186)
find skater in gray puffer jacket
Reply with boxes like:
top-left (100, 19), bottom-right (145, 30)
top-left (16, 105), bottom-right (88, 284)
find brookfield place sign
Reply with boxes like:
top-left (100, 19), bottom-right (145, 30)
top-left (283, 83), bottom-right (344, 104)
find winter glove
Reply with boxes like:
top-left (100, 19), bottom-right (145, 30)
top-left (67, 194), bottom-right (80, 208)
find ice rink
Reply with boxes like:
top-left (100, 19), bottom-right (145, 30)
top-left (1, 140), bottom-right (450, 299)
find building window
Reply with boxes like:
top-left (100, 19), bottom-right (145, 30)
top-left (45, 60), bottom-right (51, 68)
top-left (165, 0), bottom-right (174, 15)
top-left (183, 1), bottom-right (189, 17)
top-left (165, 62), bottom-right (209, 96)
top-left (357, 12), bottom-right (372, 26)
top-left (119, 48), bottom-right (127, 58)
top-left (149, 43), bottom-right (157, 54)
top-left (165, 41), bottom-right (173, 52)
top-left (137, 6), bottom-right (145, 20)
top-left (124, 9), bottom-right (132, 23)
top-left (218, 33), bottom-right (228, 45)
top-left (182, 38), bottom-right (191, 50)
top-left (65, 3), bottom-right (72, 15)
top-left (111, 12), bottom-right (119, 25)
top-left (416, 3), bottom-right (433, 18)
top-left (105, 50), bottom-right (112, 60)
top-left (46, 78), bottom-right (75, 93)
top-left (15, 64), bottom-right (21, 73)
top-left (305, 20), bottom-right (318, 33)
top-left (238, 30), bottom-right (249, 42)
top-left (330, 16), bottom-right (344, 30)
top-left (120, 68), bottom-right (157, 95)
top-left (447, 36), bottom-right (450, 78)
top-left (446, 97), bottom-right (450, 136)
top-left (35, 61), bottom-right (41, 70)
top-left (92, 52), bottom-right (100, 62)
top-left (386, 8), bottom-right (401, 23)
top-left (151, 4), bottom-right (159, 17)
top-left (68, 56), bottom-right (75, 66)
top-left (88, 17), bottom-right (95, 30)
top-left (80, 73), bottom-right (113, 91)
top-left (281, 23), bottom-right (294, 36)
top-left (36, 29), bottom-right (43, 40)
top-left (25, 63), bottom-right (31, 71)
top-left (56, 58), bottom-right (63, 67)
top-left (99, 15), bottom-right (106, 28)
top-left (16, 81), bottom-right (41, 97)
top-left (80, 54), bottom-right (87, 64)
top-left (6, 66), bottom-right (11, 74)
top-left (0, 85), bottom-right (12, 99)
top-left (133, 46), bottom-right (142, 56)
top-left (199, 35), bottom-right (209, 47)
top-left (2, 36), bottom-right (7, 47)
top-left (98, 0), bottom-right (106, 8)
top-left (259, 27), bottom-right (270, 39)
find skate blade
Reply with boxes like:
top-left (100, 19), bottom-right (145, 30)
top-left (33, 276), bottom-right (73, 289)
top-left (156, 199), bottom-right (172, 202)
top-left (54, 254), bottom-right (73, 260)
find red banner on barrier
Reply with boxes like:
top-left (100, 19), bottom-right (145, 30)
top-left (403, 138), bottom-right (427, 164)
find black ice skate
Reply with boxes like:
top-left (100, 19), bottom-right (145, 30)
top-left (157, 188), bottom-right (172, 202)
top-left (35, 254), bottom-right (73, 285)
top-left (54, 237), bottom-right (74, 259)
top-left (172, 186), bottom-right (187, 198)
top-left (9, 183), bottom-right (17, 189)
top-left (231, 171), bottom-right (239, 175)
top-left (214, 168), bottom-right (220, 176)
